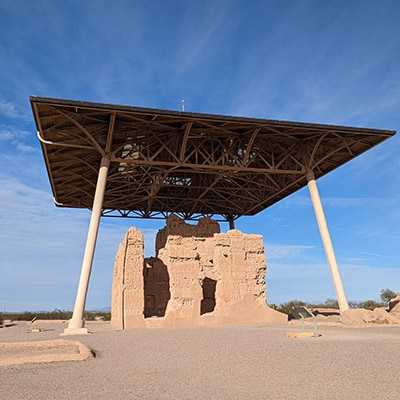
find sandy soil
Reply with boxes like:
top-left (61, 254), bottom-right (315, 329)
top-left (1, 319), bottom-right (400, 399)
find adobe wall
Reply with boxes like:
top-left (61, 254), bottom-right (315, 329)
top-left (111, 215), bottom-right (286, 329)
top-left (111, 226), bottom-right (146, 329)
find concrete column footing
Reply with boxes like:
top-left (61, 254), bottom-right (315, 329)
top-left (61, 327), bottom-right (89, 336)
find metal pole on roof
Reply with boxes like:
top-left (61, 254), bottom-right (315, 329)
top-left (228, 215), bottom-right (235, 230)
top-left (63, 156), bottom-right (110, 335)
top-left (306, 170), bottom-right (349, 314)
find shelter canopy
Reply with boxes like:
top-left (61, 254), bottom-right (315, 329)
top-left (31, 97), bottom-right (395, 222)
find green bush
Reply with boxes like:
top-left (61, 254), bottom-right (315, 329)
top-left (380, 288), bottom-right (397, 304)
top-left (360, 300), bottom-right (382, 311)
top-left (84, 311), bottom-right (111, 321)
top-left (324, 297), bottom-right (339, 308)
top-left (274, 300), bottom-right (308, 319)
top-left (1, 309), bottom-right (111, 322)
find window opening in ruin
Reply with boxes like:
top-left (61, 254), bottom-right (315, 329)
top-left (143, 258), bottom-right (171, 318)
top-left (200, 277), bottom-right (217, 315)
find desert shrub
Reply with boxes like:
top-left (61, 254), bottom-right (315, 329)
top-left (348, 301), bottom-right (363, 309)
top-left (84, 311), bottom-right (111, 321)
top-left (324, 297), bottom-right (339, 308)
top-left (380, 288), bottom-right (397, 304)
top-left (361, 300), bottom-right (382, 311)
top-left (1, 310), bottom-right (73, 321)
top-left (0, 310), bottom-right (109, 321)
top-left (275, 300), bottom-right (308, 319)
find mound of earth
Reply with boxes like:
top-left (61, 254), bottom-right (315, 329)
top-left (342, 307), bottom-right (400, 326)
top-left (0, 339), bottom-right (93, 367)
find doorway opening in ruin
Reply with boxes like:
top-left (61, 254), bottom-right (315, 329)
top-left (143, 258), bottom-right (171, 318)
top-left (200, 277), bottom-right (217, 315)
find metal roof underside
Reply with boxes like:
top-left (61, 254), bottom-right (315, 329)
top-left (30, 97), bottom-right (396, 222)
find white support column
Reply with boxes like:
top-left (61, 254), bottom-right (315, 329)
top-left (306, 170), bottom-right (349, 313)
top-left (63, 156), bottom-right (110, 335)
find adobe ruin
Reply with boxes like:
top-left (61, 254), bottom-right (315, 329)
top-left (111, 215), bottom-right (286, 329)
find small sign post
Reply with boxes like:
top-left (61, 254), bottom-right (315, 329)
top-left (291, 306), bottom-right (319, 337)
top-left (29, 316), bottom-right (41, 333)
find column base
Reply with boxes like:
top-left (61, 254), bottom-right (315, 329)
top-left (61, 327), bottom-right (89, 336)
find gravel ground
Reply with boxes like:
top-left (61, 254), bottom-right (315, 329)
top-left (1, 320), bottom-right (400, 399)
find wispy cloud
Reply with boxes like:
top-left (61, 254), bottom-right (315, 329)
top-left (267, 259), bottom-right (400, 305)
top-left (0, 96), bottom-right (32, 123)
top-left (281, 190), bottom-right (400, 211)
top-left (0, 175), bottom-right (161, 311)
top-left (265, 243), bottom-right (315, 261)
top-left (0, 126), bottom-right (37, 153)
top-left (0, 99), bottom-right (20, 118)
top-left (340, 263), bottom-right (400, 302)
top-left (171, 4), bottom-right (234, 77)
top-left (266, 261), bottom-right (334, 304)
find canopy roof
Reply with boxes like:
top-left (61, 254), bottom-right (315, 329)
top-left (31, 97), bottom-right (395, 221)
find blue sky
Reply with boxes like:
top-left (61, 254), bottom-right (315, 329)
top-left (1, 1), bottom-right (400, 312)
